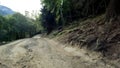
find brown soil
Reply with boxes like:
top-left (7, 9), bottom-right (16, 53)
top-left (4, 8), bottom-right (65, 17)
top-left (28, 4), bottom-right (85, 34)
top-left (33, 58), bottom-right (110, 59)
top-left (57, 15), bottom-right (120, 60)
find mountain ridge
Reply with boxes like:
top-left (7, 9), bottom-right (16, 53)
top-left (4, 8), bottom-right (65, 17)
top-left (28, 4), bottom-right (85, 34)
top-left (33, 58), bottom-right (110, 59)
top-left (0, 5), bottom-right (14, 16)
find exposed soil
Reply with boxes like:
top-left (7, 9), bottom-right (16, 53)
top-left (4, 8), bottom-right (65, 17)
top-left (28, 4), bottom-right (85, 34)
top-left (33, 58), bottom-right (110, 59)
top-left (57, 15), bottom-right (120, 60)
top-left (0, 35), bottom-right (119, 68)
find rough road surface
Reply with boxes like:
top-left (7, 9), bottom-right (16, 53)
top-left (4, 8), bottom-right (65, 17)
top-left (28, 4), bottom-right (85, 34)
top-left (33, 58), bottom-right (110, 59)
top-left (0, 35), bottom-right (119, 68)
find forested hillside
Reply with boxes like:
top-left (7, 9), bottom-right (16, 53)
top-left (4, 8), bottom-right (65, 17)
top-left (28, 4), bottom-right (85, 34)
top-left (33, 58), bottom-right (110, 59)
top-left (40, 0), bottom-right (120, 32)
top-left (40, 0), bottom-right (109, 32)
top-left (40, 0), bottom-right (120, 59)
top-left (0, 13), bottom-right (41, 43)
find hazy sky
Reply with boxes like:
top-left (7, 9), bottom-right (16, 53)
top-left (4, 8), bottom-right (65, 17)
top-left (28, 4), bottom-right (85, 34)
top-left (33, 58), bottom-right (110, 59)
top-left (0, 0), bottom-right (42, 15)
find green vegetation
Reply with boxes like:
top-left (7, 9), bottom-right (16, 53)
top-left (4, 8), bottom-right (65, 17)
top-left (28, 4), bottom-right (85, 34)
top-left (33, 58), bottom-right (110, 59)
top-left (40, 0), bottom-right (108, 33)
top-left (40, 0), bottom-right (120, 33)
top-left (0, 13), bottom-right (42, 43)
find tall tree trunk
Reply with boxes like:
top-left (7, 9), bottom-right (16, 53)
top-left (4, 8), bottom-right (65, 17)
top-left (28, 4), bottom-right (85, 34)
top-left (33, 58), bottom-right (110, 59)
top-left (104, 0), bottom-right (120, 35)
top-left (106, 0), bottom-right (120, 21)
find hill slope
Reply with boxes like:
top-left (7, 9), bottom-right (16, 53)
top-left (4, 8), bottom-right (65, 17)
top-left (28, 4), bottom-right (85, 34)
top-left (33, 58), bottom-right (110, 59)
top-left (55, 14), bottom-right (120, 60)
top-left (0, 5), bottom-right (14, 16)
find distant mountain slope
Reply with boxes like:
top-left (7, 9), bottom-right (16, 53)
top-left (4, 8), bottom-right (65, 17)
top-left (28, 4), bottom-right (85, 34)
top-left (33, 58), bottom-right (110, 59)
top-left (0, 5), bottom-right (14, 16)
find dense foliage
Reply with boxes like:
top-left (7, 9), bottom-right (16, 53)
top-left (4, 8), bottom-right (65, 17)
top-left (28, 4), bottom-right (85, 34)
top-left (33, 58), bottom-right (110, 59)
top-left (40, 0), bottom-right (112, 33)
top-left (0, 13), bottom-right (41, 42)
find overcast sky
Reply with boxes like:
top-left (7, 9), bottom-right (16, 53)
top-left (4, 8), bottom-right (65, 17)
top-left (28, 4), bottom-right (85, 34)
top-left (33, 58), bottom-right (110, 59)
top-left (0, 0), bottom-right (42, 15)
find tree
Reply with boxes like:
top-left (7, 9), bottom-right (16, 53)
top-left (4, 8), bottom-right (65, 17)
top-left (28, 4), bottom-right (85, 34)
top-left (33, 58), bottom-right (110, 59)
top-left (41, 7), bottom-right (56, 34)
top-left (0, 13), bottom-right (41, 42)
top-left (106, 0), bottom-right (120, 21)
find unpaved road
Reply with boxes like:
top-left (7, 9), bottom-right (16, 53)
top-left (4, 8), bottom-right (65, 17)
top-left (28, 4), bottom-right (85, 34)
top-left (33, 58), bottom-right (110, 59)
top-left (0, 35), bottom-right (119, 68)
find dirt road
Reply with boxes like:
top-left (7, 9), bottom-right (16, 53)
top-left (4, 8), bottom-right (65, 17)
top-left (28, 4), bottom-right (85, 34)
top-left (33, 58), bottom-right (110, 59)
top-left (0, 35), bottom-right (118, 68)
